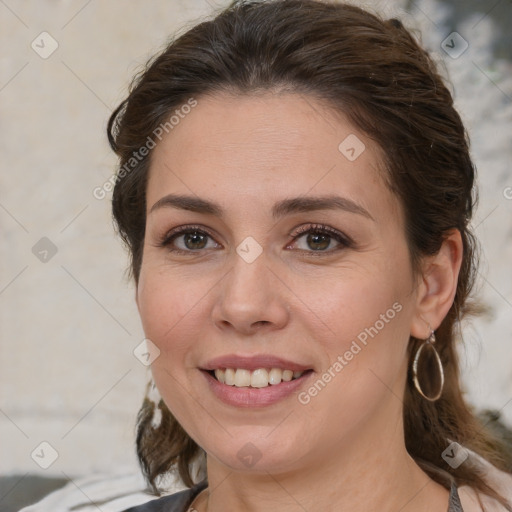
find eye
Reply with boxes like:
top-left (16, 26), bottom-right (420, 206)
top-left (288, 223), bottom-right (353, 254)
top-left (158, 225), bottom-right (220, 254)
top-left (157, 223), bottom-right (352, 256)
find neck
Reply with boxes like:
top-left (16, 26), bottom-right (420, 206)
top-left (195, 405), bottom-right (449, 512)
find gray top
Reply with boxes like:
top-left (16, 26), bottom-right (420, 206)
top-left (122, 480), bottom-right (464, 511)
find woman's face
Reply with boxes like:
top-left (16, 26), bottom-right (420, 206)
top-left (136, 92), bottom-right (427, 475)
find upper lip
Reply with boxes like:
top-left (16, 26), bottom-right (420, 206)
top-left (201, 354), bottom-right (312, 372)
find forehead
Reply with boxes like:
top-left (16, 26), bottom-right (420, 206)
top-left (147, 91), bottom-right (399, 222)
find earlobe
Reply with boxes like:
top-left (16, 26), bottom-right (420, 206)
top-left (410, 229), bottom-right (463, 338)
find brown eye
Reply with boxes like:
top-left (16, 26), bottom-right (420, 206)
top-left (181, 231), bottom-right (208, 250)
top-left (303, 232), bottom-right (331, 251)
top-left (159, 226), bottom-right (220, 254)
top-left (289, 224), bottom-right (353, 254)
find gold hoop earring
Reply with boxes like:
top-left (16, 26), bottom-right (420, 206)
top-left (412, 329), bottom-right (444, 402)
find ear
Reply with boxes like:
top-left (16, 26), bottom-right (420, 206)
top-left (410, 229), bottom-right (463, 339)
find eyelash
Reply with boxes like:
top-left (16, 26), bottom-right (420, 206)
top-left (157, 223), bottom-right (353, 257)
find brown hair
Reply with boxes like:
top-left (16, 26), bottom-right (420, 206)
top-left (107, 0), bottom-right (511, 506)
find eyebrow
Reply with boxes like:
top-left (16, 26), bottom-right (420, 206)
top-left (149, 193), bottom-right (374, 221)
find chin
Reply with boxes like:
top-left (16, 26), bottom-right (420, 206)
top-left (205, 435), bottom-right (308, 475)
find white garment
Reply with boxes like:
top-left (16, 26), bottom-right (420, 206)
top-left (21, 450), bottom-right (512, 512)
top-left (19, 471), bottom-right (182, 512)
top-left (458, 452), bottom-right (512, 512)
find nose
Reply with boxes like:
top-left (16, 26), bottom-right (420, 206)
top-left (212, 250), bottom-right (290, 336)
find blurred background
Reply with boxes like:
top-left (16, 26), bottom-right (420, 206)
top-left (1, 0), bottom-right (511, 510)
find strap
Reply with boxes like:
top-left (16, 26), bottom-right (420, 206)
top-left (448, 481), bottom-right (464, 512)
top-left (122, 480), bottom-right (208, 512)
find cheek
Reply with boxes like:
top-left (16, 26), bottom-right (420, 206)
top-left (296, 278), bottom-right (411, 430)
top-left (136, 268), bottom-right (207, 356)
top-left (298, 252), bottom-right (414, 392)
top-left (303, 259), bottom-right (410, 340)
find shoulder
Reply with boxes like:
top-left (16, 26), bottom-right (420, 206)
top-left (122, 481), bottom-right (207, 512)
top-left (121, 488), bottom-right (195, 512)
top-left (457, 450), bottom-right (512, 512)
top-left (18, 471), bottom-right (185, 512)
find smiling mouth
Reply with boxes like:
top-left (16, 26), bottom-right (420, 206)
top-left (206, 368), bottom-right (313, 388)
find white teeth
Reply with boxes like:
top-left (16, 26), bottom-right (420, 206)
top-left (224, 368), bottom-right (235, 386)
top-left (268, 368), bottom-right (283, 385)
top-left (282, 370), bottom-right (293, 382)
top-left (212, 368), bottom-right (306, 387)
top-left (234, 369), bottom-right (251, 387)
top-left (251, 369), bottom-right (269, 388)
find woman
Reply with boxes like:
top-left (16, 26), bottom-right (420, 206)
top-left (106, 1), bottom-right (512, 511)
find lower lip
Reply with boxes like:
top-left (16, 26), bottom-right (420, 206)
top-left (201, 370), bottom-right (314, 408)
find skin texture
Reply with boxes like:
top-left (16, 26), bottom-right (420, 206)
top-left (135, 92), bottom-right (463, 512)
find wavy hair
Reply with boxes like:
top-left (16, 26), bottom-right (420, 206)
top-left (107, 0), bottom-right (511, 507)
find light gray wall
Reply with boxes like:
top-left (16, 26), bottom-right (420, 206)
top-left (1, 0), bottom-right (511, 480)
